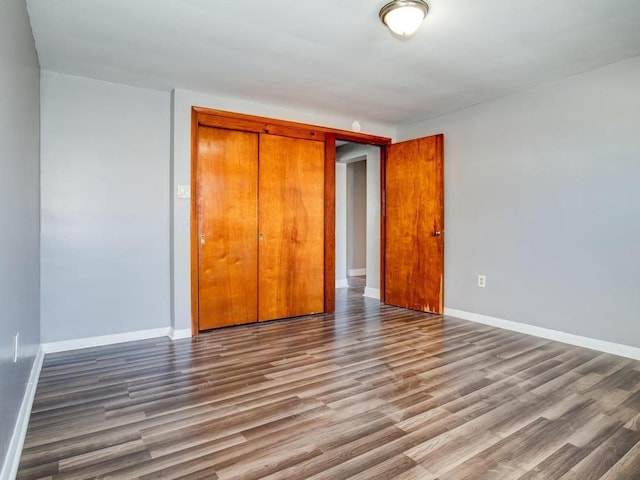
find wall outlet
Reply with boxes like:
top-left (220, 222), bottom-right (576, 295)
top-left (13, 332), bottom-right (19, 363)
top-left (478, 275), bottom-right (486, 288)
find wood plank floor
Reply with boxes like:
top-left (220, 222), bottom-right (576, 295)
top-left (18, 284), bottom-right (640, 479)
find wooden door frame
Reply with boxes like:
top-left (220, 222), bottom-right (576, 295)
top-left (191, 107), bottom-right (391, 335)
top-left (380, 145), bottom-right (388, 304)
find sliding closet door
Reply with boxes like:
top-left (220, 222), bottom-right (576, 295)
top-left (197, 127), bottom-right (259, 330)
top-left (258, 134), bottom-right (325, 321)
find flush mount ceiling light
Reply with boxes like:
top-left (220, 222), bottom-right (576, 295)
top-left (379, 0), bottom-right (429, 37)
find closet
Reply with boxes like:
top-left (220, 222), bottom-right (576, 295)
top-left (190, 107), bottom-right (443, 336)
top-left (195, 119), bottom-right (325, 331)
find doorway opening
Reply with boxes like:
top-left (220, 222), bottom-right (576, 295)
top-left (335, 142), bottom-right (381, 299)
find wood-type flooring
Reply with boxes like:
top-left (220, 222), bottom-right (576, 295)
top-left (18, 282), bottom-right (640, 479)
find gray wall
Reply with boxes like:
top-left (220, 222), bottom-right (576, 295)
top-left (347, 161), bottom-right (367, 272)
top-left (335, 163), bottom-right (348, 284)
top-left (40, 72), bottom-right (171, 342)
top-left (398, 56), bottom-right (640, 349)
top-left (365, 148), bottom-right (381, 292)
top-left (0, 0), bottom-right (41, 473)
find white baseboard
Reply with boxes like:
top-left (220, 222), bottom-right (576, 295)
top-left (335, 279), bottom-right (349, 289)
top-left (41, 327), bottom-right (172, 354)
top-left (444, 308), bottom-right (640, 361)
top-left (348, 269), bottom-right (366, 277)
top-left (2, 326), bottom-right (192, 478)
top-left (169, 328), bottom-right (192, 340)
top-left (1, 347), bottom-right (44, 480)
top-left (363, 287), bottom-right (381, 300)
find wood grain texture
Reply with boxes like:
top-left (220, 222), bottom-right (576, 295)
top-left (197, 127), bottom-right (259, 330)
top-left (324, 134), bottom-right (336, 314)
top-left (190, 107), bottom-right (391, 335)
top-left (380, 145), bottom-right (387, 301)
top-left (190, 109), bottom-right (199, 336)
top-left (18, 283), bottom-right (640, 479)
top-left (258, 134), bottom-right (325, 321)
top-left (192, 107), bottom-right (392, 146)
top-left (385, 134), bottom-right (444, 314)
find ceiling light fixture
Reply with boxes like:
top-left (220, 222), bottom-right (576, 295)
top-left (379, 0), bottom-right (429, 37)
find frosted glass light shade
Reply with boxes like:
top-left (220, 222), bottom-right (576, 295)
top-left (379, 0), bottom-right (429, 37)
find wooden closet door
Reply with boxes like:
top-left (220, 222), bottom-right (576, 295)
top-left (197, 127), bottom-right (258, 330)
top-left (258, 134), bottom-right (325, 321)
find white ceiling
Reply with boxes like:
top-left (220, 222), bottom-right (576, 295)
top-left (26, 0), bottom-right (640, 124)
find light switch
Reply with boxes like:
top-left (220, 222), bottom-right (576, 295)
top-left (177, 185), bottom-right (191, 199)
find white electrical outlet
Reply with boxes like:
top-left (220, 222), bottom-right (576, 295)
top-left (478, 275), bottom-right (486, 288)
top-left (13, 333), bottom-right (19, 363)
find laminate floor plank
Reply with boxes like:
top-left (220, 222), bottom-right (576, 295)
top-left (558, 427), bottom-right (640, 480)
top-left (624, 411), bottom-right (640, 431)
top-left (345, 453), bottom-right (417, 480)
top-left (17, 285), bottom-right (640, 479)
top-left (599, 439), bottom-right (640, 480)
top-left (517, 443), bottom-right (586, 480)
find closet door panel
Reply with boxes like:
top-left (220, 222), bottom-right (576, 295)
top-left (258, 134), bottom-right (325, 321)
top-left (197, 127), bottom-right (259, 329)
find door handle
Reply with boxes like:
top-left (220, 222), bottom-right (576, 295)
top-left (200, 235), bottom-right (206, 245)
top-left (432, 230), bottom-right (441, 237)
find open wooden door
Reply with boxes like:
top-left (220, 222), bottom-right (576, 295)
top-left (384, 134), bottom-right (444, 313)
